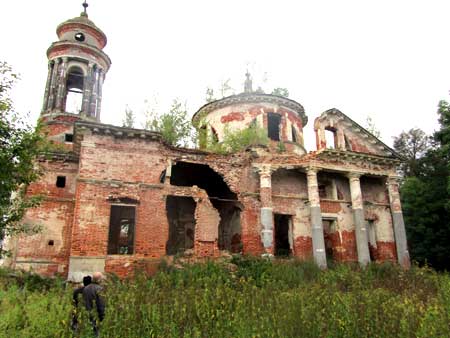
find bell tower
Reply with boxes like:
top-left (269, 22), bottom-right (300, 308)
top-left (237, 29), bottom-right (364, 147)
top-left (41, 1), bottom-right (111, 134)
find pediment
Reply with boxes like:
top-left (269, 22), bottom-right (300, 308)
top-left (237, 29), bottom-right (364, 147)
top-left (314, 108), bottom-right (399, 158)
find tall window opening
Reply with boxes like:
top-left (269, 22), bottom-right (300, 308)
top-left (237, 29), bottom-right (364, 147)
top-left (291, 125), bottom-right (297, 143)
top-left (274, 214), bottom-right (292, 256)
top-left (65, 67), bottom-right (84, 114)
top-left (317, 178), bottom-right (338, 200)
top-left (199, 125), bottom-right (207, 149)
top-left (267, 113), bottom-right (281, 141)
top-left (324, 127), bottom-right (337, 149)
top-left (211, 127), bottom-right (219, 143)
top-left (367, 219), bottom-right (377, 261)
top-left (108, 205), bottom-right (135, 255)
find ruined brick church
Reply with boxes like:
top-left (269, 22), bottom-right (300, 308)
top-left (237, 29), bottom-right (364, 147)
top-left (4, 6), bottom-right (410, 281)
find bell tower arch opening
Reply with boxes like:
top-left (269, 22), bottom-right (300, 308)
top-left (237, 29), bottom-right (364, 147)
top-left (65, 66), bottom-right (85, 114)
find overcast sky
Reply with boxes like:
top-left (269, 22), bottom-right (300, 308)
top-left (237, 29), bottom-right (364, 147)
top-left (2, 0), bottom-right (450, 150)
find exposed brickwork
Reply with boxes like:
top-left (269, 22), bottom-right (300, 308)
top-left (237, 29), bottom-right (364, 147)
top-left (293, 236), bottom-right (313, 259)
top-left (320, 200), bottom-right (342, 213)
top-left (338, 230), bottom-right (358, 262)
top-left (220, 112), bottom-right (245, 123)
top-left (371, 241), bottom-right (397, 262)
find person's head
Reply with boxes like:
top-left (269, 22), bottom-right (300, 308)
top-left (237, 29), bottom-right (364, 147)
top-left (92, 271), bottom-right (103, 283)
top-left (82, 275), bottom-right (92, 286)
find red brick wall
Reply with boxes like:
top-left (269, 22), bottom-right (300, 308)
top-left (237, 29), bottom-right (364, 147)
top-left (320, 200), bottom-right (342, 213)
top-left (271, 170), bottom-right (307, 197)
top-left (293, 236), bottom-right (312, 259)
top-left (240, 196), bottom-right (264, 255)
top-left (79, 134), bottom-right (167, 184)
top-left (371, 241), bottom-right (397, 262)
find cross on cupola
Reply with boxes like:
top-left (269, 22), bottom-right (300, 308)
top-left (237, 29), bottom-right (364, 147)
top-left (82, 1), bottom-right (89, 16)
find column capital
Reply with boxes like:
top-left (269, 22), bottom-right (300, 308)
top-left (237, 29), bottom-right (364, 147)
top-left (386, 175), bottom-right (402, 185)
top-left (254, 164), bottom-right (272, 176)
top-left (61, 57), bottom-right (68, 63)
top-left (305, 167), bottom-right (319, 175)
top-left (53, 57), bottom-right (61, 64)
top-left (346, 172), bottom-right (363, 180)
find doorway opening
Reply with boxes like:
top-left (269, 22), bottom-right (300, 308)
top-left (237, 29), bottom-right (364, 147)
top-left (166, 196), bottom-right (196, 255)
top-left (323, 218), bottom-right (337, 262)
top-left (274, 214), bottom-right (292, 256)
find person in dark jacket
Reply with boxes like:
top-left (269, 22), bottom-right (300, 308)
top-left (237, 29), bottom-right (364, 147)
top-left (71, 275), bottom-right (92, 331)
top-left (82, 272), bottom-right (105, 337)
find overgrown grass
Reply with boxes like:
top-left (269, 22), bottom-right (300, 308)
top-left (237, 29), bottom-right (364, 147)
top-left (0, 258), bottom-right (449, 337)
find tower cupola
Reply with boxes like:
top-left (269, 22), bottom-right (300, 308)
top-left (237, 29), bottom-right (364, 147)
top-left (41, 2), bottom-right (111, 123)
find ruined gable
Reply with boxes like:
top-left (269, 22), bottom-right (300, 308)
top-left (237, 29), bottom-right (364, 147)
top-left (314, 108), bottom-right (399, 158)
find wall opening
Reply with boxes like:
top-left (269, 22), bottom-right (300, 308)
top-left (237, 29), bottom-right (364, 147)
top-left (215, 201), bottom-right (242, 253)
top-left (274, 214), bottom-right (292, 256)
top-left (166, 196), bottom-right (196, 255)
top-left (267, 113), bottom-right (281, 141)
top-left (170, 161), bottom-right (241, 253)
top-left (65, 133), bottom-right (74, 143)
top-left (291, 125), bottom-right (297, 143)
top-left (367, 219), bottom-right (377, 261)
top-left (317, 177), bottom-right (338, 200)
top-left (323, 218), bottom-right (337, 262)
top-left (198, 125), bottom-right (207, 148)
top-left (56, 176), bottom-right (66, 188)
top-left (107, 205), bottom-right (135, 255)
top-left (65, 67), bottom-right (84, 114)
top-left (211, 127), bottom-right (219, 143)
top-left (324, 128), bottom-right (337, 149)
top-left (170, 162), bottom-right (237, 200)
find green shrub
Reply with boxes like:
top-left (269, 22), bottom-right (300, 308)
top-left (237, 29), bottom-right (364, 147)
top-left (206, 124), bottom-right (269, 154)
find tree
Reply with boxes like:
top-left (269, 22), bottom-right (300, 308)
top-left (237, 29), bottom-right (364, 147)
top-left (0, 62), bottom-right (46, 256)
top-left (143, 98), bottom-right (194, 147)
top-left (219, 79), bottom-right (234, 98)
top-left (400, 99), bottom-right (450, 270)
top-left (393, 128), bottom-right (431, 177)
top-left (364, 116), bottom-right (381, 139)
top-left (122, 105), bottom-right (135, 128)
top-left (271, 87), bottom-right (289, 98)
top-left (205, 87), bottom-right (215, 103)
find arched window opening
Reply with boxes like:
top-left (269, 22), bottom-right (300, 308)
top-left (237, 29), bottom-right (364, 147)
top-left (291, 125), bottom-right (297, 143)
top-left (267, 113), bottom-right (281, 141)
top-left (324, 128), bottom-right (337, 149)
top-left (211, 127), bottom-right (219, 143)
top-left (65, 67), bottom-right (84, 114)
top-left (198, 125), bottom-right (207, 149)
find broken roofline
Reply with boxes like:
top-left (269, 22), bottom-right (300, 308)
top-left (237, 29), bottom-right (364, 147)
top-left (72, 120), bottom-right (210, 154)
top-left (316, 108), bottom-right (404, 160)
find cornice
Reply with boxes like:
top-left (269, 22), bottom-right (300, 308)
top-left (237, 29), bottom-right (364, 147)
top-left (192, 93), bottom-right (308, 127)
